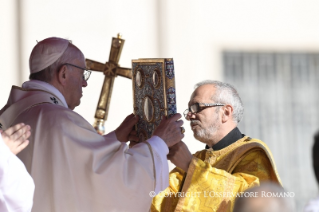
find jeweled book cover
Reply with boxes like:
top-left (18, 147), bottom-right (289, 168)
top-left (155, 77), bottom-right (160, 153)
top-left (132, 58), bottom-right (177, 141)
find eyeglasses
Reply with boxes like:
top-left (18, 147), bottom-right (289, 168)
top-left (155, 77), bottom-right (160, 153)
top-left (183, 103), bottom-right (225, 120)
top-left (63, 63), bottom-right (91, 81)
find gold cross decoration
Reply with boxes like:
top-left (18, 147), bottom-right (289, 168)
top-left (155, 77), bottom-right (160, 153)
top-left (86, 34), bottom-right (132, 135)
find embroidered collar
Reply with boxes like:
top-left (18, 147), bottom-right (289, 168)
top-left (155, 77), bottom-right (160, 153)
top-left (22, 80), bottom-right (68, 108)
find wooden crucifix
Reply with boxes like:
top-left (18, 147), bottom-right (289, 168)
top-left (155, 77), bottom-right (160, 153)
top-left (86, 34), bottom-right (132, 135)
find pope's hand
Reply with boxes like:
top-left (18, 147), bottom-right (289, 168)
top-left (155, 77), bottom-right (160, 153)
top-left (115, 114), bottom-right (139, 142)
top-left (129, 130), bottom-right (139, 148)
top-left (167, 141), bottom-right (192, 172)
top-left (0, 123), bottom-right (31, 155)
top-left (153, 113), bottom-right (184, 148)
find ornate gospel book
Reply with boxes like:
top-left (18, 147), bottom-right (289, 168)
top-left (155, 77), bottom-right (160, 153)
top-left (132, 58), bottom-right (177, 141)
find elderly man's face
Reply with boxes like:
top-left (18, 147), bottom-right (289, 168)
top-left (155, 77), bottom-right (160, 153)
top-left (65, 53), bottom-right (88, 110)
top-left (188, 84), bottom-right (222, 144)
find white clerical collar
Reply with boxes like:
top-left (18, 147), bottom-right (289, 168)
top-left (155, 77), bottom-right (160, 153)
top-left (22, 80), bottom-right (68, 108)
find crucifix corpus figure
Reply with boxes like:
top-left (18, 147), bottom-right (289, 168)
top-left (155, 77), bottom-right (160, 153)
top-left (86, 34), bottom-right (132, 135)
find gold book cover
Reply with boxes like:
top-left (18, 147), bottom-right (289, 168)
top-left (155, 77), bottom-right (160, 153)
top-left (132, 58), bottom-right (177, 141)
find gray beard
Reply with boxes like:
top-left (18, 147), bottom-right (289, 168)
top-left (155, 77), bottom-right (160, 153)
top-left (192, 119), bottom-right (220, 144)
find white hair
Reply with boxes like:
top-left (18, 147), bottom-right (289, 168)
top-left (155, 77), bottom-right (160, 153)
top-left (195, 80), bottom-right (244, 123)
top-left (233, 182), bottom-right (295, 212)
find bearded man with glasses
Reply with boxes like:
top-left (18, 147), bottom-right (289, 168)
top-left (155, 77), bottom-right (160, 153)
top-left (0, 37), bottom-right (184, 211)
top-left (151, 80), bottom-right (282, 212)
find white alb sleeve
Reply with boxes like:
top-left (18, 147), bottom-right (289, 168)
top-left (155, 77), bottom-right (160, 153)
top-left (0, 133), bottom-right (35, 212)
top-left (105, 131), bottom-right (169, 194)
top-left (147, 136), bottom-right (169, 194)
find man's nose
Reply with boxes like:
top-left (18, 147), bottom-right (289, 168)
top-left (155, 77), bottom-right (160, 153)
top-left (189, 113), bottom-right (196, 120)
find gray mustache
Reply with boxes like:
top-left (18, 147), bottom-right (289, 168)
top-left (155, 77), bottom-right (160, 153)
top-left (191, 120), bottom-right (200, 125)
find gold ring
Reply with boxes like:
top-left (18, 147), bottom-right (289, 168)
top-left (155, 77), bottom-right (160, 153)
top-left (181, 127), bottom-right (185, 134)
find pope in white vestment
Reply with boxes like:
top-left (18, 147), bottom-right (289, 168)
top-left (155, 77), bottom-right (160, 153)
top-left (0, 37), bottom-right (184, 212)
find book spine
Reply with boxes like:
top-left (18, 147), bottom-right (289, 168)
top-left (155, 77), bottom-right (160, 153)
top-left (164, 59), bottom-right (177, 117)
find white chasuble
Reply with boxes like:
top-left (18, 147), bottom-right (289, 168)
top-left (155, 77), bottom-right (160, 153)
top-left (0, 80), bottom-right (169, 212)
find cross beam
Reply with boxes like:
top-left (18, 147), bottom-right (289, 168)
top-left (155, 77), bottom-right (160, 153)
top-left (86, 34), bottom-right (132, 135)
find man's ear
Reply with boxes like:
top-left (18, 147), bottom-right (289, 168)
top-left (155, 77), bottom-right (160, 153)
top-left (57, 65), bottom-right (68, 86)
top-left (222, 105), bottom-right (233, 123)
